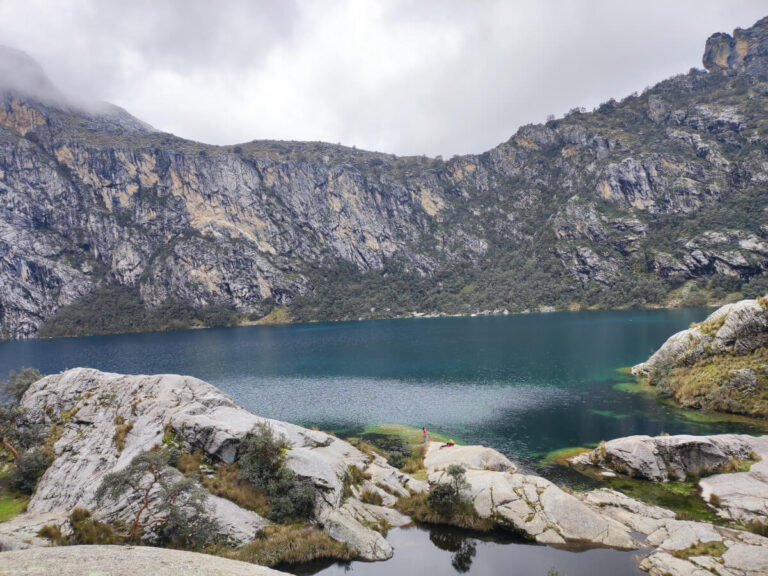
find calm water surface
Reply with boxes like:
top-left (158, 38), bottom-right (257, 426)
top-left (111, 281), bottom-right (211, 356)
top-left (2, 308), bottom-right (763, 466)
top-left (3, 308), bottom-right (764, 575)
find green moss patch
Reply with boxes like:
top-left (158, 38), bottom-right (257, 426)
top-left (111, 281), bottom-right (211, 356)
top-left (606, 477), bottom-right (721, 524)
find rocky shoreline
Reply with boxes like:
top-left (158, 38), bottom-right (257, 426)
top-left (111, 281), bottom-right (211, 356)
top-left (1, 369), bottom-right (768, 575)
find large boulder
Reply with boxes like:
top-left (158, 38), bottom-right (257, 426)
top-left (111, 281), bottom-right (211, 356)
top-left (632, 298), bottom-right (768, 378)
top-left (0, 545), bottom-right (288, 576)
top-left (3, 368), bottom-right (417, 559)
top-left (424, 442), bottom-right (635, 549)
top-left (572, 434), bottom-right (758, 481)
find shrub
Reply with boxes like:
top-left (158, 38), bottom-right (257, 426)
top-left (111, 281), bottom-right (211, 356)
top-left (238, 423), bottom-right (319, 522)
top-left (8, 448), bottom-right (48, 494)
top-left (428, 483), bottom-right (458, 515)
top-left (96, 450), bottom-right (219, 546)
top-left (69, 508), bottom-right (119, 544)
top-left (2, 369), bottom-right (42, 403)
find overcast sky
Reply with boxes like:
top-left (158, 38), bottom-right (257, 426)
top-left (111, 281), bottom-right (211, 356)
top-left (0, 1), bottom-right (765, 157)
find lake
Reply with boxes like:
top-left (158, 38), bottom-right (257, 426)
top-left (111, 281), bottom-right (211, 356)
top-left (2, 308), bottom-right (763, 467)
top-left (2, 308), bottom-right (764, 575)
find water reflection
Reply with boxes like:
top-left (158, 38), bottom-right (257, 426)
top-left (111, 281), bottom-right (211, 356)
top-left (289, 525), bottom-right (644, 576)
top-left (429, 531), bottom-right (477, 573)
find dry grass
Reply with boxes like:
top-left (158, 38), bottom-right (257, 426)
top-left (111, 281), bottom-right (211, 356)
top-left (359, 488), bottom-right (383, 506)
top-left (201, 464), bottom-right (269, 517)
top-left (395, 492), bottom-right (495, 532)
top-left (113, 416), bottom-right (134, 453)
top-left (222, 525), bottom-right (355, 567)
top-left (672, 541), bottom-right (727, 560)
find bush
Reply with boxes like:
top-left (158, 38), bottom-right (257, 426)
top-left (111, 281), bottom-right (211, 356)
top-left (238, 423), bottom-right (319, 522)
top-left (9, 448), bottom-right (49, 494)
top-left (69, 508), bottom-right (119, 545)
top-left (2, 369), bottom-right (42, 403)
top-left (428, 483), bottom-right (458, 515)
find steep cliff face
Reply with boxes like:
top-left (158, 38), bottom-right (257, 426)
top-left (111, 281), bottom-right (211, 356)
top-left (3, 18), bottom-right (768, 338)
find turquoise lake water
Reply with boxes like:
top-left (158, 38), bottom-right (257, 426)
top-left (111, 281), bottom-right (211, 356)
top-left (2, 308), bottom-right (763, 468)
top-left (3, 308), bottom-right (764, 575)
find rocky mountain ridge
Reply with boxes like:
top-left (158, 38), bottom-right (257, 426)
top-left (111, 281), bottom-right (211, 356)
top-left (3, 17), bottom-right (768, 337)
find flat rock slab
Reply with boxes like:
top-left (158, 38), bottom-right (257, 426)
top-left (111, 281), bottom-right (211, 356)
top-left (424, 442), bottom-right (517, 473)
top-left (0, 545), bottom-right (287, 576)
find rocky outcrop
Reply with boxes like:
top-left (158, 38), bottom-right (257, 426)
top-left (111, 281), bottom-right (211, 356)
top-left (704, 16), bottom-right (768, 79)
top-left (632, 299), bottom-right (768, 378)
top-left (424, 442), bottom-right (636, 549)
top-left (573, 433), bottom-right (768, 528)
top-left (4, 17), bottom-right (768, 337)
top-left (0, 545), bottom-right (287, 576)
top-left (573, 434), bottom-right (759, 481)
top-left (631, 297), bottom-right (768, 417)
top-left (700, 435), bottom-right (768, 526)
top-left (0, 369), bottom-right (421, 559)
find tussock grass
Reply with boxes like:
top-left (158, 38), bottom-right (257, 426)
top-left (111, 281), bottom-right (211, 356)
top-left (396, 492), bottom-right (495, 532)
top-left (113, 416), bottom-right (134, 452)
top-left (222, 525), bottom-right (355, 567)
top-left (201, 464), bottom-right (269, 517)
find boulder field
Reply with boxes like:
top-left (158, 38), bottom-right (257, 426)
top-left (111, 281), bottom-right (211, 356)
top-left (2, 369), bottom-right (768, 575)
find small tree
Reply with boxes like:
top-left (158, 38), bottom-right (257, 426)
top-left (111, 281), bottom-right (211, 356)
top-left (1, 369), bottom-right (47, 494)
top-left (446, 464), bottom-right (470, 499)
top-left (96, 450), bottom-right (218, 545)
top-left (3, 368), bottom-right (42, 403)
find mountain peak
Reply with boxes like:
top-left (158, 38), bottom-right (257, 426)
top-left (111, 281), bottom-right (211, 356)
top-left (0, 45), bottom-right (64, 103)
top-left (703, 15), bottom-right (768, 79)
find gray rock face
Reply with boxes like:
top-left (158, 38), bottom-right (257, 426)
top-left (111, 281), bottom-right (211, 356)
top-left (699, 435), bottom-right (768, 526)
top-left (1, 368), bottom-right (415, 560)
top-left (632, 298), bottom-right (768, 377)
top-left (424, 442), bottom-right (636, 549)
top-left (5, 18), bottom-right (768, 337)
top-left (0, 545), bottom-right (288, 576)
top-left (573, 434), bottom-right (758, 481)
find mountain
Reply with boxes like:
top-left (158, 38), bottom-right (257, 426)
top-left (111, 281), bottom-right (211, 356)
top-left (2, 18), bottom-right (768, 339)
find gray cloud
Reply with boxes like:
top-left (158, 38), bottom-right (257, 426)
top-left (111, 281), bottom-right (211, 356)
top-left (0, 0), bottom-right (765, 156)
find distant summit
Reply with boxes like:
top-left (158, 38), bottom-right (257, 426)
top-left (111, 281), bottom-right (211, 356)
top-left (0, 45), bottom-right (64, 102)
top-left (703, 15), bottom-right (768, 79)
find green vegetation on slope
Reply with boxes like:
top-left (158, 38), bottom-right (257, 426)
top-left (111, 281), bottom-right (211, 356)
top-left (38, 285), bottom-right (244, 338)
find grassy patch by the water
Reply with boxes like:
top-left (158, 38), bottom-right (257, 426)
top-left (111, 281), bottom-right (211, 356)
top-left (255, 307), bottom-right (292, 325)
top-left (539, 446), bottom-right (593, 468)
top-left (335, 424), bottom-right (449, 478)
top-left (606, 477), bottom-right (720, 524)
top-left (672, 541), bottom-right (727, 560)
top-left (652, 347), bottom-right (768, 418)
top-left (396, 492), bottom-right (495, 532)
top-left (0, 492), bottom-right (28, 522)
top-left (220, 524), bottom-right (355, 567)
